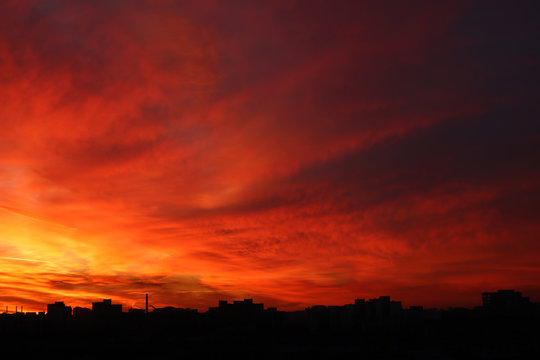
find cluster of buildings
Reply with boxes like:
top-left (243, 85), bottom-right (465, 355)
top-left (0, 289), bottom-right (537, 356)
top-left (46, 299), bottom-right (122, 320)
top-left (0, 289), bottom-right (538, 333)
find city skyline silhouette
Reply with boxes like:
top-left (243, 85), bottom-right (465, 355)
top-left (1, 288), bottom-right (539, 356)
top-left (2, 288), bottom-right (539, 316)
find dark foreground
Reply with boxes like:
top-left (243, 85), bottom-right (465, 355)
top-left (1, 290), bottom-right (539, 358)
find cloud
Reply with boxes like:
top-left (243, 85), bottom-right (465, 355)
top-left (0, 0), bottom-right (539, 312)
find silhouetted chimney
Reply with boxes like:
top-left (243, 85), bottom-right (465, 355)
top-left (146, 293), bottom-right (148, 314)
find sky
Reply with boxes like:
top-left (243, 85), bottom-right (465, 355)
top-left (0, 0), bottom-right (539, 313)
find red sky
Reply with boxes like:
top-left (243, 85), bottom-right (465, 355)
top-left (1, 0), bottom-right (539, 312)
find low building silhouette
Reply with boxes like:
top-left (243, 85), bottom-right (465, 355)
top-left (482, 289), bottom-right (531, 315)
top-left (46, 301), bottom-right (72, 332)
top-left (47, 301), bottom-right (72, 318)
top-left (92, 299), bottom-right (122, 315)
top-left (73, 306), bottom-right (91, 318)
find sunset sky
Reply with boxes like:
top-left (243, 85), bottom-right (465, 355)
top-left (1, 0), bottom-right (539, 313)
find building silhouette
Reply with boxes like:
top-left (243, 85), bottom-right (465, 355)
top-left (482, 289), bottom-right (531, 314)
top-left (46, 301), bottom-right (72, 318)
top-left (0, 290), bottom-right (538, 356)
top-left (92, 299), bottom-right (122, 315)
